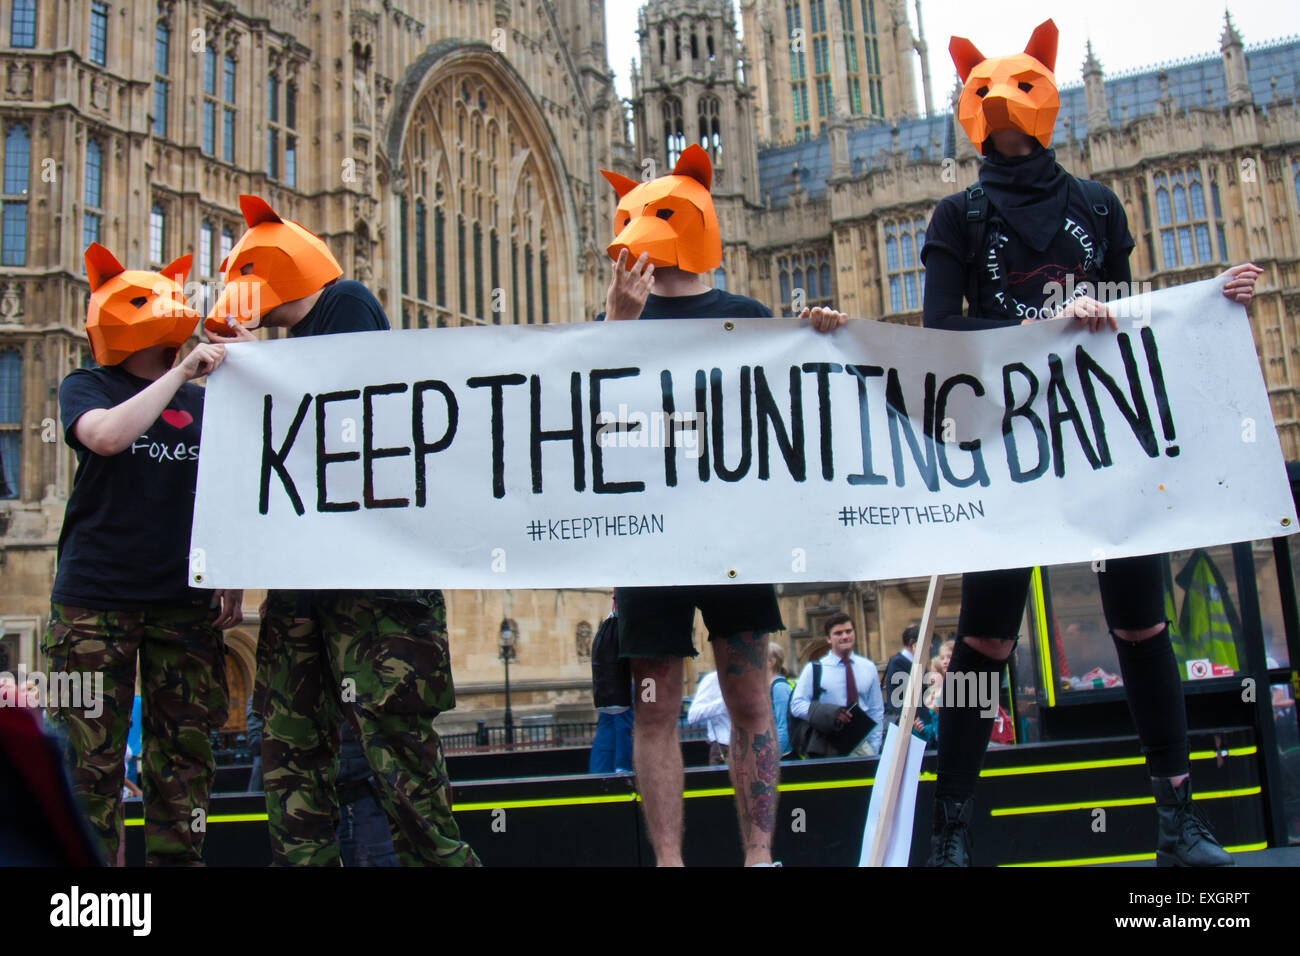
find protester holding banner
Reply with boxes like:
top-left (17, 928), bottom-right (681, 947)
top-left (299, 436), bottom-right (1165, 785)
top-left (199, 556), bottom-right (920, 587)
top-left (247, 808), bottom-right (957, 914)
top-left (596, 143), bottom-right (846, 865)
top-left (205, 196), bottom-right (479, 867)
top-left (919, 18), bottom-right (1262, 867)
top-left (41, 244), bottom-right (241, 865)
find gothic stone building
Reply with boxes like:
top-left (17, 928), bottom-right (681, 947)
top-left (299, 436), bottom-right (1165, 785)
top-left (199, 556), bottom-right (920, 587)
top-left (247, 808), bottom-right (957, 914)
top-left (0, 0), bottom-right (634, 733)
top-left (2, 1), bottom-right (1299, 733)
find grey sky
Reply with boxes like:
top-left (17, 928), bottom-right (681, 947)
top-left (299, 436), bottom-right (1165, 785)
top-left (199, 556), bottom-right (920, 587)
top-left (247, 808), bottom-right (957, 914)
top-left (605, 1), bottom-right (1300, 110)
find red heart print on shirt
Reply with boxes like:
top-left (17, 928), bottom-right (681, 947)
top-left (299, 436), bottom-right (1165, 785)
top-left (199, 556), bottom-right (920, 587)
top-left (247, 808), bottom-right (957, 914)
top-left (161, 409), bottom-right (193, 429)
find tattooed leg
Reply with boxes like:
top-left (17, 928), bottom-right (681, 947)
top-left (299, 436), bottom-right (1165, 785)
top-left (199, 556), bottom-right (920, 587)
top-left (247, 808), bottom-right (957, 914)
top-left (715, 630), bottom-right (779, 865)
top-left (722, 628), bottom-right (768, 676)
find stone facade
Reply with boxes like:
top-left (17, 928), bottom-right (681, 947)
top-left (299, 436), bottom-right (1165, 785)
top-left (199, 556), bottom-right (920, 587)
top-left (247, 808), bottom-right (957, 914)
top-left (0, 0), bottom-right (632, 734)
top-left (738, 0), bottom-right (932, 144)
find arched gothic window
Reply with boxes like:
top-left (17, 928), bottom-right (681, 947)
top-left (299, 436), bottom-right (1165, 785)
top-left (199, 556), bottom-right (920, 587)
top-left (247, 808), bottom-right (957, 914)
top-left (698, 97), bottom-right (722, 166)
top-left (663, 97), bottom-right (685, 169)
top-left (883, 218), bottom-right (926, 313)
top-left (1153, 169), bottom-right (1215, 267)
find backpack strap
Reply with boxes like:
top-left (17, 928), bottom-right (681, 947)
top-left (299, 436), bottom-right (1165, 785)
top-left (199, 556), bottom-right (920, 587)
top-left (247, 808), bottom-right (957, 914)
top-left (963, 183), bottom-right (1012, 316)
top-left (1073, 177), bottom-right (1111, 274)
top-left (963, 184), bottom-right (990, 313)
top-left (812, 660), bottom-right (823, 702)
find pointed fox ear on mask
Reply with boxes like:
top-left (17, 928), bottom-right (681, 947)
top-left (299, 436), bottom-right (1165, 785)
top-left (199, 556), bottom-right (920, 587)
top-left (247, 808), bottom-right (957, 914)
top-left (599, 143), bottom-right (723, 274)
top-left (950, 18), bottom-right (1060, 155)
top-left (204, 194), bottom-right (343, 333)
top-left (83, 243), bottom-right (199, 366)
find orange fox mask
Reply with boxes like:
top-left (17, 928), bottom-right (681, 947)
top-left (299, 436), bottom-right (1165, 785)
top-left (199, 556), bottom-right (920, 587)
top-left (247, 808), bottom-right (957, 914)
top-left (204, 194), bottom-right (342, 333)
top-left (950, 18), bottom-right (1060, 154)
top-left (600, 143), bottom-right (722, 274)
top-left (83, 243), bottom-right (198, 366)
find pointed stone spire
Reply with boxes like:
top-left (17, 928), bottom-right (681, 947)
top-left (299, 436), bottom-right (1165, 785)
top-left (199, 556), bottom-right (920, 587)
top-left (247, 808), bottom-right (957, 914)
top-left (1083, 40), bottom-right (1109, 132)
top-left (1084, 39), bottom-right (1102, 74)
top-left (1158, 69), bottom-right (1175, 114)
top-left (1220, 8), bottom-right (1243, 48)
top-left (1221, 9), bottom-right (1252, 104)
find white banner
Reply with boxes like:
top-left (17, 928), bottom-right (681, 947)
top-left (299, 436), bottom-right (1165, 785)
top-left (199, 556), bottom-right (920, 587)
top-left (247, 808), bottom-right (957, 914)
top-left (189, 278), bottom-right (1297, 590)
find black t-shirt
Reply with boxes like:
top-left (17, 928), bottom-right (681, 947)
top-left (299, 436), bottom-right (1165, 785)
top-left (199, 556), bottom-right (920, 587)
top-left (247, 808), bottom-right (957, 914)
top-left (595, 288), bottom-right (772, 322)
top-left (921, 179), bottom-right (1136, 330)
top-left (53, 366), bottom-right (208, 610)
top-left (284, 278), bottom-right (433, 608)
top-left (289, 279), bottom-right (390, 338)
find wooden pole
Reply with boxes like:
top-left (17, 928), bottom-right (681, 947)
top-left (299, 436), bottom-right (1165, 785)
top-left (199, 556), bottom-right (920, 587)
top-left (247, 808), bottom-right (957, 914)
top-left (865, 574), bottom-right (945, 867)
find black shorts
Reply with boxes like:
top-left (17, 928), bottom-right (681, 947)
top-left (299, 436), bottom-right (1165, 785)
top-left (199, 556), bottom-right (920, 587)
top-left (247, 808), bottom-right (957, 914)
top-left (958, 554), bottom-right (1167, 640)
top-left (614, 584), bottom-right (785, 659)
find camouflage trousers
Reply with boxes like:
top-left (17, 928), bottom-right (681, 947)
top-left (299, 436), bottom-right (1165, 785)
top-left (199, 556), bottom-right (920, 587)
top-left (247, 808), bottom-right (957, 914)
top-left (255, 589), bottom-right (479, 867)
top-left (41, 602), bottom-right (228, 866)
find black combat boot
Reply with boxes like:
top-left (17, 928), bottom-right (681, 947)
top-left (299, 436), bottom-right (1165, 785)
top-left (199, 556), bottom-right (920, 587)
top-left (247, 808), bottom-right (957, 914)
top-left (927, 796), bottom-right (974, 866)
top-left (1153, 777), bottom-right (1233, 867)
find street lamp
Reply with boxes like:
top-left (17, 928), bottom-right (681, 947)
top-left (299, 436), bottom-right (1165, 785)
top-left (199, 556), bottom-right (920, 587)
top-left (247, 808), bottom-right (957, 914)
top-left (499, 618), bottom-right (516, 745)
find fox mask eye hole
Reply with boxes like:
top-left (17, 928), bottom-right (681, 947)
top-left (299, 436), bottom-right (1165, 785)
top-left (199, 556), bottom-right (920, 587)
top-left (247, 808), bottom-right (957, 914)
top-left (976, 85), bottom-right (989, 98)
top-left (655, 208), bottom-right (674, 220)
top-left (240, 263), bottom-right (255, 276)
top-left (130, 296), bottom-right (148, 308)
top-left (1018, 81), bottom-right (1033, 93)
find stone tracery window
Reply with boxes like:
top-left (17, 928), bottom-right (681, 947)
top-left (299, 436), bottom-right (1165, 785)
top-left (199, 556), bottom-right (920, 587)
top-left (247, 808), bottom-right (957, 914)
top-left (786, 2), bottom-right (810, 141)
top-left (2, 124), bottom-right (28, 267)
top-left (884, 217), bottom-right (926, 313)
top-left (222, 53), bottom-right (237, 164)
top-left (1153, 168), bottom-right (1217, 268)
top-left (153, 18), bottom-right (170, 138)
top-left (83, 138), bottom-right (102, 252)
top-left (663, 96), bottom-right (685, 169)
top-left (698, 96), bottom-right (722, 166)
top-left (11, 0), bottom-right (36, 49)
top-left (219, 225), bottom-right (233, 268)
top-left (0, 347), bottom-right (20, 499)
top-left (400, 71), bottom-right (560, 327)
top-left (776, 248), bottom-right (832, 316)
top-left (148, 203), bottom-right (165, 264)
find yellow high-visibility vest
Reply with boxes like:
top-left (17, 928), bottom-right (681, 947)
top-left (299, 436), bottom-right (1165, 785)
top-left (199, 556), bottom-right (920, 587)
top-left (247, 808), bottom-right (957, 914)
top-left (1173, 550), bottom-right (1241, 674)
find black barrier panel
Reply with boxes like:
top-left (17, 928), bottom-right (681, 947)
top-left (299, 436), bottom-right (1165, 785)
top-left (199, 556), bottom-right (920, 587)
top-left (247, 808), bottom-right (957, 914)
top-left (208, 741), bottom-right (716, 795)
top-left (123, 792), bottom-right (272, 867)
top-left (125, 728), bottom-right (1261, 867)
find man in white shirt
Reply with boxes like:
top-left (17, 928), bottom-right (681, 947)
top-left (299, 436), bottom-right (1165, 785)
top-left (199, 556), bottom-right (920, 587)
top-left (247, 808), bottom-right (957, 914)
top-left (791, 613), bottom-right (885, 757)
top-left (686, 671), bottom-right (732, 765)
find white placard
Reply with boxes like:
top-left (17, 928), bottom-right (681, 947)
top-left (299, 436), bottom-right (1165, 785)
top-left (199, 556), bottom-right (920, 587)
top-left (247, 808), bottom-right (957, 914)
top-left (860, 722), bottom-right (929, 867)
top-left (189, 279), bottom-right (1297, 589)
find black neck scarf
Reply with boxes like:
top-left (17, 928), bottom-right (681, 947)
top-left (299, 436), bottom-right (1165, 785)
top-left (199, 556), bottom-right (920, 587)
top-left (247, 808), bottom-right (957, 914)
top-left (977, 145), bottom-right (1071, 253)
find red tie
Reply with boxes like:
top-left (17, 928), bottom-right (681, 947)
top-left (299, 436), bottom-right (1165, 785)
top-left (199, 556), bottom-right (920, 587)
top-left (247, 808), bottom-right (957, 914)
top-left (844, 657), bottom-right (858, 709)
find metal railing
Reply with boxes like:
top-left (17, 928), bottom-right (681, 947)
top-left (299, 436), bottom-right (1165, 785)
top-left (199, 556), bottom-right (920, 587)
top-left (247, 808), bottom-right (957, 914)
top-left (211, 721), bottom-right (711, 759)
top-left (441, 720), bottom-right (599, 753)
top-left (441, 720), bottom-right (709, 754)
